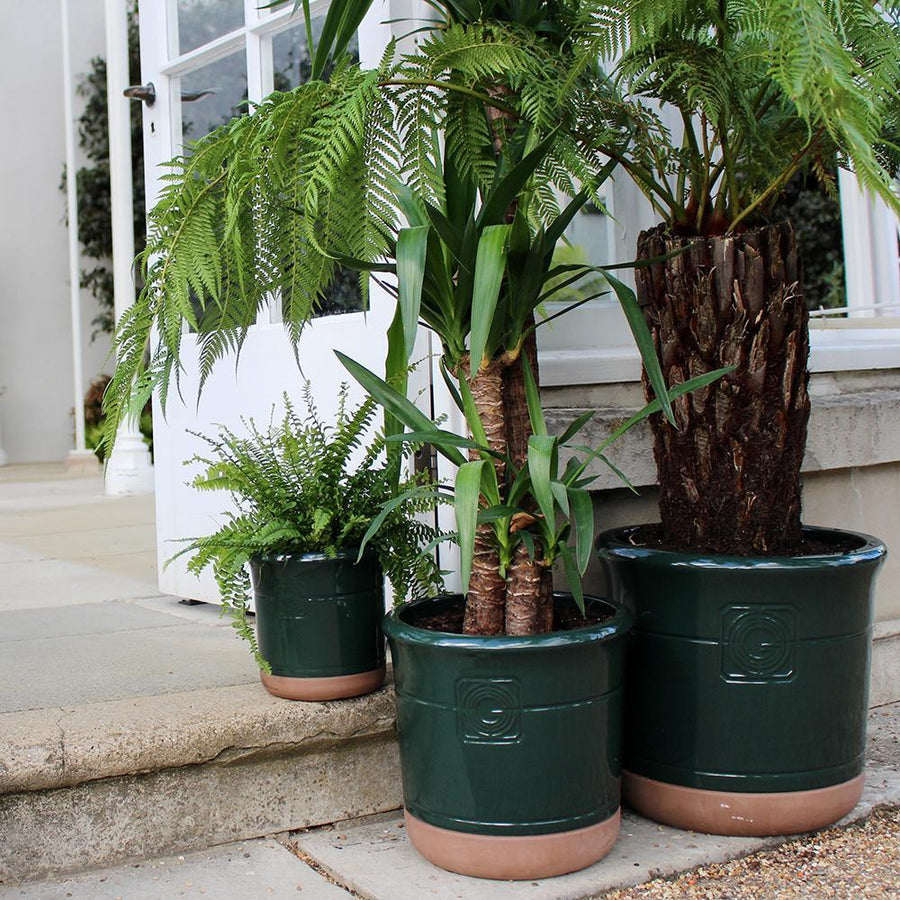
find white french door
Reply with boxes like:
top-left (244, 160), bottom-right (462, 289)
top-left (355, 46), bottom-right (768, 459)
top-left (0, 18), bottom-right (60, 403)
top-left (135, 0), bottom-right (434, 602)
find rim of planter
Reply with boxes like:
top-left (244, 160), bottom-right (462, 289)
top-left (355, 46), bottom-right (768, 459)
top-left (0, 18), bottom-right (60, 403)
top-left (250, 547), bottom-right (368, 565)
top-left (596, 524), bottom-right (886, 570)
top-left (383, 593), bottom-right (633, 648)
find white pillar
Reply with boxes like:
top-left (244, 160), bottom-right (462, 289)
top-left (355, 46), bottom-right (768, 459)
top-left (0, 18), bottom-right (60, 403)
top-left (0, 390), bottom-right (8, 467)
top-left (839, 169), bottom-right (900, 318)
top-left (61, 0), bottom-right (99, 474)
top-left (104, 0), bottom-right (154, 495)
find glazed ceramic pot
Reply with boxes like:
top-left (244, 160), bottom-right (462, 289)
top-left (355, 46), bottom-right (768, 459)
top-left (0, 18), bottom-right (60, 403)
top-left (250, 550), bottom-right (385, 701)
top-left (597, 525), bottom-right (886, 836)
top-left (383, 593), bottom-right (632, 880)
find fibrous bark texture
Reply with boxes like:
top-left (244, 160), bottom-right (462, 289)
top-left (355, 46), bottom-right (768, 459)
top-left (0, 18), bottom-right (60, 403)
top-left (635, 223), bottom-right (810, 555)
top-left (503, 328), bottom-right (553, 634)
top-left (463, 358), bottom-right (507, 635)
top-left (505, 543), bottom-right (553, 634)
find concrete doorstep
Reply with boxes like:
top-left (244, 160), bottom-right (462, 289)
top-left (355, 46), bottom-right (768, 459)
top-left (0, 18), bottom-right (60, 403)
top-left (2, 702), bottom-right (897, 899)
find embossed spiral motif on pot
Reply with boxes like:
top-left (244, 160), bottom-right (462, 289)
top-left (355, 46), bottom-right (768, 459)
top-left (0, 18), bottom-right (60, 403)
top-left (456, 678), bottom-right (522, 744)
top-left (722, 606), bottom-right (795, 682)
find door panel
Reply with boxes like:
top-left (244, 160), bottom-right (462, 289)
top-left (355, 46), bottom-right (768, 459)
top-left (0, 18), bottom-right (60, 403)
top-left (138, 0), bottom-right (413, 602)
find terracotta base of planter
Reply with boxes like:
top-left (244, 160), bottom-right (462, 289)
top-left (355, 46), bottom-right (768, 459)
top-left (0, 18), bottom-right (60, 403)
top-left (624, 771), bottom-right (865, 836)
top-left (260, 665), bottom-right (385, 701)
top-left (404, 808), bottom-right (621, 880)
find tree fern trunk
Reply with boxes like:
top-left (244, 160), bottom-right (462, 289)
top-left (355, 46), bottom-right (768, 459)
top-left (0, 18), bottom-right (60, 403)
top-left (635, 223), bottom-right (810, 555)
top-left (462, 358), bottom-right (507, 635)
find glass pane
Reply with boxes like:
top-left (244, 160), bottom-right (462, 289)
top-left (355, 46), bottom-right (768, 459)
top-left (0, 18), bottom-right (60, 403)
top-left (179, 50), bottom-right (249, 144)
top-left (271, 19), bottom-right (359, 92)
top-left (266, 23), bottom-right (364, 320)
top-left (568, 204), bottom-right (609, 267)
top-left (175, 0), bottom-right (244, 55)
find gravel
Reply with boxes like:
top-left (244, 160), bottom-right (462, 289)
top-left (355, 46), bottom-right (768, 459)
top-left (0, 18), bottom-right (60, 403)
top-left (595, 805), bottom-right (900, 899)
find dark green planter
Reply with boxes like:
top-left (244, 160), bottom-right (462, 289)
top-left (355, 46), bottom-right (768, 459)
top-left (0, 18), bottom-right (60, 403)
top-left (250, 550), bottom-right (386, 701)
top-left (597, 525), bottom-right (886, 836)
top-left (383, 593), bottom-right (632, 880)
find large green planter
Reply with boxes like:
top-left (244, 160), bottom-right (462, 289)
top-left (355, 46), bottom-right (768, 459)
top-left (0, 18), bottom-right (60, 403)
top-left (596, 525), bottom-right (886, 836)
top-left (383, 593), bottom-right (632, 880)
top-left (250, 550), bottom-right (386, 701)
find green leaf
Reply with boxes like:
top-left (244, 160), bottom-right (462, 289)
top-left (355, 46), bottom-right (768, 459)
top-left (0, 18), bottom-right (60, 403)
top-left (336, 352), bottom-right (467, 467)
top-left (550, 480), bottom-right (569, 516)
top-left (603, 270), bottom-right (673, 426)
top-left (455, 460), bottom-right (485, 596)
top-left (469, 225), bottom-right (510, 371)
top-left (385, 429), bottom-right (503, 459)
top-left (383, 304), bottom-right (408, 468)
top-left (522, 354), bottom-right (547, 436)
top-left (478, 132), bottom-right (557, 227)
top-left (567, 487), bottom-right (594, 575)
top-left (477, 504), bottom-right (521, 524)
top-left (393, 180), bottom-right (428, 228)
top-left (558, 410), bottom-right (595, 445)
top-left (457, 372), bottom-right (489, 449)
top-left (527, 434), bottom-right (557, 527)
top-left (396, 226), bottom-right (429, 359)
top-left (310, 0), bottom-right (374, 79)
top-left (558, 543), bottom-right (585, 615)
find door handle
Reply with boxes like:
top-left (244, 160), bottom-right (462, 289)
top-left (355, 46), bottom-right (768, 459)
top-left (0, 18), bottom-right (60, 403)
top-left (124, 83), bottom-right (156, 106)
top-left (181, 89), bottom-right (215, 102)
top-left (124, 84), bottom-right (215, 106)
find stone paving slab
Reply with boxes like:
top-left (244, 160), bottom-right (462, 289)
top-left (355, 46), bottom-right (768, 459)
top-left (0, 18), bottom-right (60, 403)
top-left (0, 609), bottom-right (257, 713)
top-left (0, 600), bottom-right (187, 643)
top-left (0, 553), bottom-right (163, 611)
top-left (293, 767), bottom-right (900, 900)
top-left (0, 838), bottom-right (351, 899)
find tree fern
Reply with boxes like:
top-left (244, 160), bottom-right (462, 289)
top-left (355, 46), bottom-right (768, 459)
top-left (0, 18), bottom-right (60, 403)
top-left (582, 0), bottom-right (900, 234)
top-left (101, 10), bottom-right (623, 445)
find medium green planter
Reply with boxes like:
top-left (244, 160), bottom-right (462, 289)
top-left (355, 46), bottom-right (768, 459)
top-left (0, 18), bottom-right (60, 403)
top-left (596, 525), bottom-right (886, 836)
top-left (383, 593), bottom-right (632, 880)
top-left (250, 550), bottom-right (386, 701)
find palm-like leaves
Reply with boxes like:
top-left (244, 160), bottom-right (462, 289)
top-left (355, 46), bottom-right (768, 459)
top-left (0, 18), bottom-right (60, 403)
top-left (583, 0), bottom-right (900, 233)
top-left (101, 9), bottom-right (620, 447)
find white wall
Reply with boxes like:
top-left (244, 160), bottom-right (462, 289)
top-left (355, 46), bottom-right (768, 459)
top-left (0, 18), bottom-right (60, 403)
top-left (0, 0), bottom-right (113, 463)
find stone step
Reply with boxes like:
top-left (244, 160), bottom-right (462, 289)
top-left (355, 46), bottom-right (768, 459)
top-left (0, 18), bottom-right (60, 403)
top-left (3, 704), bottom-right (897, 898)
top-left (0, 682), bottom-right (401, 884)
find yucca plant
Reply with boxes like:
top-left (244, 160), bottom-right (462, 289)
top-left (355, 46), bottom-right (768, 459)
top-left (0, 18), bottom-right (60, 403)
top-left (104, 0), bottom-right (697, 636)
top-left (581, 1), bottom-right (900, 554)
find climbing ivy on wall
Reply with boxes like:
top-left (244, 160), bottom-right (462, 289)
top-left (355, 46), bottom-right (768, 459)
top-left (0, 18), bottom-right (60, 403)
top-left (61, 5), bottom-right (145, 339)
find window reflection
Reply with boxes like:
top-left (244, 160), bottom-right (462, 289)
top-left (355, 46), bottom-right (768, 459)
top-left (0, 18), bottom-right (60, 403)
top-left (175, 0), bottom-right (244, 55)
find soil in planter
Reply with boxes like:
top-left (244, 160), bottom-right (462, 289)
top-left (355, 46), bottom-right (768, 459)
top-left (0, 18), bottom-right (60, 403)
top-left (621, 524), bottom-right (864, 558)
top-left (411, 595), bottom-right (614, 634)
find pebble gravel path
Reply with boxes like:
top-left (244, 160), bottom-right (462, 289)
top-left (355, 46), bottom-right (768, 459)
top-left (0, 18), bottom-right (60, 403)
top-left (597, 805), bottom-right (900, 899)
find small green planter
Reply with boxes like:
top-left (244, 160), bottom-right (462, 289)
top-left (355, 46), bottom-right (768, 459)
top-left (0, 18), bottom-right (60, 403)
top-left (596, 525), bottom-right (886, 836)
top-left (250, 550), bottom-right (386, 701)
top-left (383, 593), bottom-right (632, 880)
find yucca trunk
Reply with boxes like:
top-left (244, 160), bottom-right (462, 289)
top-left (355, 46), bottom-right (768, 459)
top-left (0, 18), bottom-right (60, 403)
top-left (461, 339), bottom-right (553, 635)
top-left (635, 222), bottom-right (811, 555)
top-left (462, 358), bottom-right (508, 635)
top-left (502, 333), bottom-right (553, 634)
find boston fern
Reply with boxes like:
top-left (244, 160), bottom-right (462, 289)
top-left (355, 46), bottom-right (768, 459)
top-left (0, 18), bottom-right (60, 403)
top-left (176, 386), bottom-right (444, 667)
